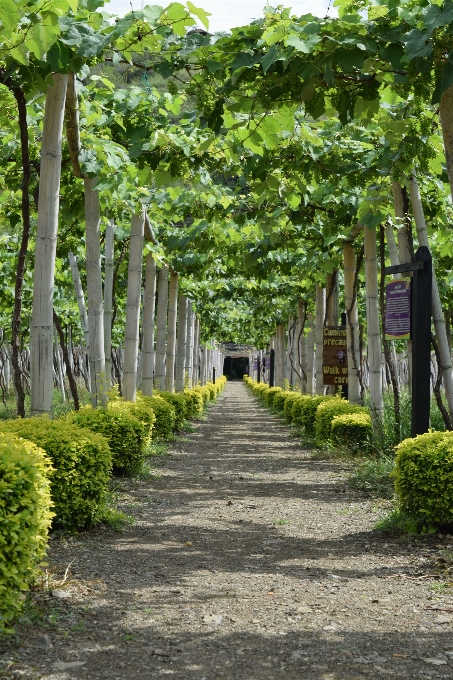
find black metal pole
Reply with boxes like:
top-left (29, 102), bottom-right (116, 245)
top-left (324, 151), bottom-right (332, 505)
top-left (411, 246), bottom-right (432, 437)
top-left (269, 348), bottom-right (275, 387)
top-left (257, 357), bottom-right (260, 383)
top-left (212, 366), bottom-right (216, 384)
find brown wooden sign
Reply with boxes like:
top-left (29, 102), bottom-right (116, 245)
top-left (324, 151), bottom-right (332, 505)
top-left (322, 326), bottom-right (348, 386)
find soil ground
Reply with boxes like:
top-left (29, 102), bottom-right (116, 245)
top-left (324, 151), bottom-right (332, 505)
top-left (2, 381), bottom-right (453, 679)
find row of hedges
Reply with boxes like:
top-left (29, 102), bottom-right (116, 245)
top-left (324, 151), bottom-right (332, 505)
top-left (243, 377), bottom-right (372, 449)
top-left (0, 376), bottom-right (227, 631)
top-left (245, 377), bottom-right (453, 534)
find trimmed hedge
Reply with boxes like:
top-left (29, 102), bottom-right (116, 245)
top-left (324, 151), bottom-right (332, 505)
top-left (184, 388), bottom-right (204, 417)
top-left (264, 386), bottom-right (282, 407)
top-left (0, 433), bottom-right (54, 632)
top-left (273, 390), bottom-right (293, 412)
top-left (331, 412), bottom-right (372, 450)
top-left (137, 394), bottom-right (176, 439)
top-left (315, 399), bottom-right (368, 444)
top-left (292, 395), bottom-right (334, 433)
top-left (68, 406), bottom-right (145, 476)
top-left (0, 418), bottom-right (111, 530)
top-left (155, 392), bottom-right (188, 430)
top-left (394, 431), bottom-right (453, 529)
top-left (283, 393), bottom-right (304, 422)
top-left (109, 398), bottom-right (155, 442)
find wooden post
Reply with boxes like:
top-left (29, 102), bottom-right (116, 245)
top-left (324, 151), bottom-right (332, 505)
top-left (165, 273), bottom-right (178, 392)
top-left (123, 209), bottom-right (145, 402)
top-left (175, 294), bottom-right (187, 393)
top-left (185, 302), bottom-right (194, 386)
top-left (141, 254), bottom-right (156, 397)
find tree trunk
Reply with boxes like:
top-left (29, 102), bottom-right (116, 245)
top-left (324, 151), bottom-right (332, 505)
top-left (65, 72), bottom-right (83, 178)
top-left (53, 326), bottom-right (66, 402)
top-left (410, 172), bottom-right (453, 426)
top-left (11, 85), bottom-right (31, 417)
top-left (69, 252), bottom-right (90, 350)
top-left (53, 310), bottom-right (79, 409)
top-left (84, 176), bottom-right (106, 407)
top-left (364, 225), bottom-right (384, 428)
top-left (175, 294), bottom-right (187, 392)
top-left (141, 253), bottom-right (156, 397)
top-left (325, 271), bottom-right (339, 326)
top-left (297, 301), bottom-right (307, 393)
top-left (439, 83), bottom-right (453, 200)
top-left (185, 302), bottom-right (194, 387)
top-left (123, 209), bottom-right (144, 402)
top-left (275, 324), bottom-right (285, 388)
top-left (30, 74), bottom-right (68, 416)
top-left (315, 285), bottom-right (326, 395)
top-left (165, 273), bottom-right (178, 393)
top-left (192, 315), bottom-right (200, 386)
top-left (104, 219), bottom-right (114, 390)
top-left (306, 314), bottom-right (315, 396)
top-left (344, 241), bottom-right (362, 405)
top-left (155, 265), bottom-right (169, 390)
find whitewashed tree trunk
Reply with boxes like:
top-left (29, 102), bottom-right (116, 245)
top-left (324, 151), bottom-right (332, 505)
top-left (141, 253), bottom-right (156, 397)
top-left (175, 294), bottom-right (187, 392)
top-left (200, 345), bottom-right (206, 385)
top-left (84, 176), bottom-right (106, 407)
top-left (410, 172), bottom-right (453, 423)
top-left (392, 181), bottom-right (413, 388)
top-left (185, 302), bottom-right (194, 387)
top-left (165, 273), bottom-right (178, 393)
top-left (54, 327), bottom-right (66, 402)
top-left (297, 301), bottom-right (307, 393)
top-left (364, 225), bottom-right (384, 427)
top-left (192, 316), bottom-right (200, 386)
top-left (155, 265), bottom-right (169, 390)
top-left (276, 324), bottom-right (285, 388)
top-left (343, 241), bottom-right (361, 404)
top-left (123, 209), bottom-right (145, 402)
top-left (439, 83), bottom-right (453, 200)
top-left (104, 219), bottom-right (114, 390)
top-left (30, 74), bottom-right (67, 416)
top-left (326, 271), bottom-right (339, 326)
top-left (315, 285), bottom-right (326, 396)
top-left (68, 252), bottom-right (90, 352)
top-left (306, 313), bottom-right (315, 396)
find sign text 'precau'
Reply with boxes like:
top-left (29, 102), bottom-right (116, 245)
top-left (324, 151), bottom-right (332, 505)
top-left (322, 326), bottom-right (348, 386)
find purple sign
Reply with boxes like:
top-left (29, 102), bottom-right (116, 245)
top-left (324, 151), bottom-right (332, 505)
top-left (253, 360), bottom-right (258, 370)
top-left (385, 279), bottom-right (411, 340)
top-left (264, 357), bottom-right (270, 369)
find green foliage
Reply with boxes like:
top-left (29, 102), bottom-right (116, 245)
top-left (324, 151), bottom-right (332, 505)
top-left (109, 398), bottom-right (155, 443)
top-left (68, 406), bottom-right (145, 476)
top-left (273, 390), bottom-right (293, 412)
top-left (394, 431), bottom-right (453, 530)
top-left (315, 399), bottom-right (368, 445)
top-left (349, 456), bottom-right (395, 498)
top-left (264, 387), bottom-right (282, 407)
top-left (331, 412), bottom-right (373, 451)
top-left (0, 433), bottom-right (54, 632)
top-left (0, 418), bottom-right (111, 531)
top-left (155, 391), bottom-right (188, 429)
top-left (137, 394), bottom-right (176, 439)
top-left (282, 392), bottom-right (302, 421)
top-left (193, 385), bottom-right (211, 405)
top-left (292, 395), bottom-right (334, 434)
top-left (205, 382), bottom-right (217, 401)
top-left (184, 388), bottom-right (204, 417)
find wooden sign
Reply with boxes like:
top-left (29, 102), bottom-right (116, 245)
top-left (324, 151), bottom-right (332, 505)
top-left (322, 326), bottom-right (348, 386)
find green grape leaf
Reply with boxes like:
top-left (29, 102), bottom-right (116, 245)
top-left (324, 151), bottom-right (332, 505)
top-left (186, 1), bottom-right (209, 30)
top-left (0, 0), bottom-right (20, 39)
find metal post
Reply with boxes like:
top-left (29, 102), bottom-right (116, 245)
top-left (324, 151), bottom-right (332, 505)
top-left (411, 246), bottom-right (432, 437)
top-left (269, 348), bottom-right (275, 387)
top-left (257, 357), bottom-right (260, 383)
top-left (212, 366), bottom-right (216, 384)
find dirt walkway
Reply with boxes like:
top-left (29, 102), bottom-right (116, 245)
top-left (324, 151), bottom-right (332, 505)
top-left (3, 381), bottom-right (453, 679)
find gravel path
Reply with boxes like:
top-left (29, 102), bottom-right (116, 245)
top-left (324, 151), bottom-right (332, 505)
top-left (3, 380), bottom-right (453, 679)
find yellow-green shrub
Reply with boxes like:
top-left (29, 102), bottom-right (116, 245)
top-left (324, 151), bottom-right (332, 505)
top-left (264, 386), bottom-right (282, 407)
top-left (283, 393), bottom-right (303, 422)
top-left (273, 391), bottom-right (296, 413)
top-left (394, 432), bottom-right (453, 529)
top-left (315, 399), bottom-right (368, 444)
top-left (0, 433), bottom-right (54, 632)
top-left (156, 392), bottom-right (187, 429)
top-left (68, 406), bottom-right (145, 476)
top-left (194, 385), bottom-right (210, 404)
top-left (184, 388), bottom-right (204, 417)
top-left (254, 384), bottom-right (269, 401)
top-left (205, 382), bottom-right (216, 400)
top-left (109, 398), bottom-right (155, 443)
top-left (331, 412), bottom-right (372, 450)
top-left (292, 395), bottom-right (334, 433)
top-left (138, 394), bottom-right (176, 439)
top-left (0, 418), bottom-right (111, 530)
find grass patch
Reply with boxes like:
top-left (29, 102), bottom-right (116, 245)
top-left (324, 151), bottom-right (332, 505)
top-left (274, 518), bottom-right (290, 525)
top-left (374, 507), bottom-right (417, 534)
top-left (348, 456), bottom-right (395, 498)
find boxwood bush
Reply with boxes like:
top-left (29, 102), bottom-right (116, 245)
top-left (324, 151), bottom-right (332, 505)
top-left (0, 433), bottom-right (54, 632)
top-left (156, 392), bottom-right (188, 430)
top-left (0, 418), bottom-right (111, 530)
top-left (138, 394), bottom-right (176, 439)
top-left (394, 431), bottom-right (453, 529)
top-left (283, 393), bottom-right (303, 422)
top-left (292, 395), bottom-right (334, 433)
top-left (315, 399), bottom-right (368, 445)
top-left (331, 412), bottom-right (373, 451)
top-left (264, 387), bottom-right (282, 407)
top-left (273, 390), bottom-right (294, 413)
top-left (109, 398), bottom-right (155, 443)
top-left (68, 406), bottom-right (145, 476)
top-left (184, 388), bottom-right (204, 417)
